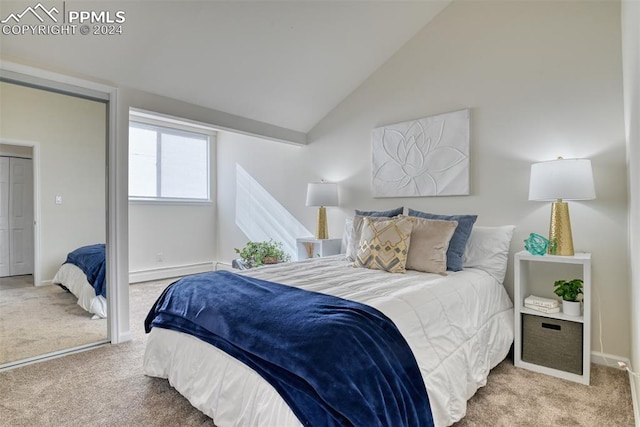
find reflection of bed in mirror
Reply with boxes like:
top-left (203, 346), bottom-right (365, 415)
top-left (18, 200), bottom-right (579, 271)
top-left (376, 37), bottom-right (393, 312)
top-left (0, 78), bottom-right (109, 369)
top-left (52, 244), bottom-right (107, 319)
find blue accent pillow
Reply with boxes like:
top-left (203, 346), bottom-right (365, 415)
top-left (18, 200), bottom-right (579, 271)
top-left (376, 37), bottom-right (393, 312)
top-left (355, 207), bottom-right (404, 217)
top-left (407, 209), bottom-right (477, 272)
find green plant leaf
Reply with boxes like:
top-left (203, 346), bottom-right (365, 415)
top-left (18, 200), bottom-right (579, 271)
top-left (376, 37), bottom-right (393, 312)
top-left (234, 239), bottom-right (291, 268)
top-left (553, 278), bottom-right (583, 302)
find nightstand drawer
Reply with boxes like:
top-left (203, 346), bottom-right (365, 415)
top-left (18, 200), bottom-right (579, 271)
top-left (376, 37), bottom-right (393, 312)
top-left (522, 314), bottom-right (583, 375)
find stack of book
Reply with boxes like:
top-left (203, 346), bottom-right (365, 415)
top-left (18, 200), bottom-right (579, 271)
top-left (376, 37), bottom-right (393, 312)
top-left (524, 295), bottom-right (560, 314)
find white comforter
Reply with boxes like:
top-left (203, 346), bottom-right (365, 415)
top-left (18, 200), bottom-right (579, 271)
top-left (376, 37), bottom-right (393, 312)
top-left (144, 256), bottom-right (514, 426)
top-left (52, 263), bottom-right (107, 318)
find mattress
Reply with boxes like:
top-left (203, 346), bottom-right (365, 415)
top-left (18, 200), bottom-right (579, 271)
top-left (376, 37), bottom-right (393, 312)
top-left (52, 263), bottom-right (107, 319)
top-left (144, 255), bottom-right (514, 426)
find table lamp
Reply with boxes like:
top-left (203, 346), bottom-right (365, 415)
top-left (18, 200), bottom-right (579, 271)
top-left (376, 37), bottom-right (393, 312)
top-left (528, 157), bottom-right (596, 256)
top-left (306, 181), bottom-right (339, 239)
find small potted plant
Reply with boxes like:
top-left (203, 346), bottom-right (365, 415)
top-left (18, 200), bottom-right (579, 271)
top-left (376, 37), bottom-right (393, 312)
top-left (553, 278), bottom-right (583, 316)
top-left (234, 240), bottom-right (290, 268)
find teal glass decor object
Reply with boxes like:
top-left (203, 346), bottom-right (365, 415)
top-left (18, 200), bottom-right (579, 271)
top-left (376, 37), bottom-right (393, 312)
top-left (524, 233), bottom-right (549, 255)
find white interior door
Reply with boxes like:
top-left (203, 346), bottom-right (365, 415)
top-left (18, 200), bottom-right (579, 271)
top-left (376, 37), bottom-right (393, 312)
top-left (0, 158), bottom-right (9, 277)
top-left (9, 158), bottom-right (34, 276)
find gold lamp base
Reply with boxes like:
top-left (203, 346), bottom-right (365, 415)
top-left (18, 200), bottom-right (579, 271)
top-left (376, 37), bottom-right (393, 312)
top-left (548, 199), bottom-right (574, 256)
top-left (315, 206), bottom-right (329, 239)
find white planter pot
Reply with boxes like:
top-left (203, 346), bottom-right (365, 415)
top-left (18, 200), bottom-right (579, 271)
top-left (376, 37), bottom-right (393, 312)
top-left (562, 300), bottom-right (581, 317)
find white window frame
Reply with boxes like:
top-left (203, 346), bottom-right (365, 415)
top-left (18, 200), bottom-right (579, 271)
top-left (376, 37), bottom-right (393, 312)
top-left (128, 110), bottom-right (216, 204)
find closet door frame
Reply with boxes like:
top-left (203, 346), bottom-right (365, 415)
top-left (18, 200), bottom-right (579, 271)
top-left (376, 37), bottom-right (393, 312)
top-left (0, 156), bottom-right (9, 277)
top-left (0, 62), bottom-right (128, 353)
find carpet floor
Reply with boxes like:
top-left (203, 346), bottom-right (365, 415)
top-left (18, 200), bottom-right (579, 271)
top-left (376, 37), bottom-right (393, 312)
top-left (0, 282), bottom-right (107, 365)
top-left (0, 278), bottom-right (634, 426)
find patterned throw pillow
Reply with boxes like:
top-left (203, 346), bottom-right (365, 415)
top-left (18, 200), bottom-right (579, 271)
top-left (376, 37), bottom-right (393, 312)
top-left (355, 216), bottom-right (414, 273)
top-left (346, 215), bottom-right (395, 261)
top-left (346, 208), bottom-right (404, 261)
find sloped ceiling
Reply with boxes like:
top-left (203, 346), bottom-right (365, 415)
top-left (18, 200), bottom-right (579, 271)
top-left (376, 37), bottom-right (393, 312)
top-left (0, 1), bottom-right (450, 134)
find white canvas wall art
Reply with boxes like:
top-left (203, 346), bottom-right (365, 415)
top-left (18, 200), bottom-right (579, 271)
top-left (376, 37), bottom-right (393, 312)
top-left (371, 109), bottom-right (470, 197)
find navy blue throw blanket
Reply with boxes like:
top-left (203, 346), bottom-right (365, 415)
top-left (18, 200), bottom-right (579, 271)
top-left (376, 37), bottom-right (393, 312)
top-left (145, 271), bottom-right (433, 427)
top-left (64, 244), bottom-right (106, 298)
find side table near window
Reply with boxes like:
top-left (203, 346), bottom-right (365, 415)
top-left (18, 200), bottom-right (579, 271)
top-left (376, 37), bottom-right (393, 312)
top-left (296, 238), bottom-right (342, 261)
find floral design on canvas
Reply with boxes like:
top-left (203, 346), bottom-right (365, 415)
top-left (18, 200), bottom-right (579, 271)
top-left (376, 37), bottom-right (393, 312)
top-left (371, 109), bottom-right (470, 197)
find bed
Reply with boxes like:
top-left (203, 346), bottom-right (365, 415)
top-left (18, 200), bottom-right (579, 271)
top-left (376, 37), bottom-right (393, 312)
top-left (52, 243), bottom-right (107, 319)
top-left (144, 220), bottom-right (515, 426)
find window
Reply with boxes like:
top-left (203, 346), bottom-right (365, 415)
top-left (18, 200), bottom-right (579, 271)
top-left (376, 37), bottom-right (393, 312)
top-left (129, 113), bottom-right (214, 202)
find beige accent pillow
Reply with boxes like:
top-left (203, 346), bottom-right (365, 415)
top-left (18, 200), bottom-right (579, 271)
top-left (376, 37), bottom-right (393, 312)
top-left (346, 215), bottom-right (394, 261)
top-left (405, 217), bottom-right (458, 275)
top-left (355, 216), bottom-right (414, 273)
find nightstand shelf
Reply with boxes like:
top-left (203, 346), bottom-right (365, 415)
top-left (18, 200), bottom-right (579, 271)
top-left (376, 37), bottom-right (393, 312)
top-left (519, 306), bottom-right (584, 323)
top-left (296, 238), bottom-right (342, 261)
top-left (513, 250), bottom-right (591, 385)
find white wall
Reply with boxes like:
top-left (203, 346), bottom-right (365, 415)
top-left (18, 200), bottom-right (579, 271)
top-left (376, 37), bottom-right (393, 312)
top-left (622, 0), bottom-right (640, 414)
top-left (0, 82), bottom-right (107, 282)
top-left (119, 89), bottom-right (218, 280)
top-left (217, 1), bottom-right (629, 357)
top-left (129, 202), bottom-right (216, 279)
top-left (217, 131), bottom-right (309, 262)
top-left (110, 79), bottom-right (315, 336)
top-left (113, 84), bottom-right (309, 336)
top-left (119, 85), bottom-right (320, 281)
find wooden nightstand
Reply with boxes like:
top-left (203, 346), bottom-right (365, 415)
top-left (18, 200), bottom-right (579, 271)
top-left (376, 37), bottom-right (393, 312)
top-left (296, 238), bottom-right (342, 261)
top-left (513, 250), bottom-right (591, 385)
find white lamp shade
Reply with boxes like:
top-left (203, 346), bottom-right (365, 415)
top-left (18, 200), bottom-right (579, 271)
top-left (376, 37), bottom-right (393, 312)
top-left (306, 182), bottom-right (339, 207)
top-left (529, 158), bottom-right (596, 201)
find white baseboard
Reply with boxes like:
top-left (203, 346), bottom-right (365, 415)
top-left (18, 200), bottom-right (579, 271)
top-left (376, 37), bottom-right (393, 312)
top-left (634, 375), bottom-right (640, 427)
top-left (633, 374), bottom-right (640, 427)
top-left (129, 262), bottom-right (214, 283)
top-left (591, 351), bottom-right (639, 426)
top-left (111, 331), bottom-right (132, 344)
top-left (214, 261), bottom-right (234, 271)
top-left (591, 350), bottom-right (629, 368)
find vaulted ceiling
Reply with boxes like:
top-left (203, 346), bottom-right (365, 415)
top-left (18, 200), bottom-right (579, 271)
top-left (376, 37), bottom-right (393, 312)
top-left (0, 1), bottom-right (450, 133)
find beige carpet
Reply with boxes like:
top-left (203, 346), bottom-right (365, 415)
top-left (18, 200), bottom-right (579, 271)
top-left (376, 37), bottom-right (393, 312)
top-left (456, 359), bottom-right (634, 426)
top-left (0, 283), bottom-right (107, 364)
top-left (0, 278), bottom-right (635, 426)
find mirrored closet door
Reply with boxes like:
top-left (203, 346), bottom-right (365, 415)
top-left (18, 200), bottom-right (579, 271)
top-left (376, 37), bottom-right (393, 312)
top-left (0, 79), bottom-right (109, 367)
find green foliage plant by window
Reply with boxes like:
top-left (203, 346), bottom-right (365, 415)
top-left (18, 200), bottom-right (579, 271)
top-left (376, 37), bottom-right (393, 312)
top-left (553, 279), bottom-right (584, 302)
top-left (234, 240), bottom-right (291, 268)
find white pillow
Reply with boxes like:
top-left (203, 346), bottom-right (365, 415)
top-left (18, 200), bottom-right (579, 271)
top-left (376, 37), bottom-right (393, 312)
top-left (463, 225), bottom-right (515, 283)
top-left (341, 217), bottom-right (353, 255)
